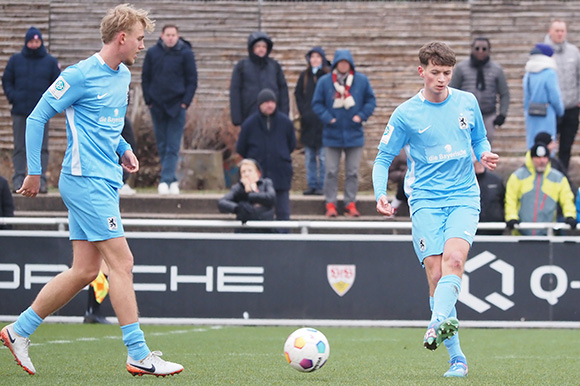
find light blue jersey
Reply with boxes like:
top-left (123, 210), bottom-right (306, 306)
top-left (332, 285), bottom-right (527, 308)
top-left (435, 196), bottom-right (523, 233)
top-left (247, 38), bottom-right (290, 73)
top-left (373, 88), bottom-right (491, 213)
top-left (28, 53), bottom-right (131, 188)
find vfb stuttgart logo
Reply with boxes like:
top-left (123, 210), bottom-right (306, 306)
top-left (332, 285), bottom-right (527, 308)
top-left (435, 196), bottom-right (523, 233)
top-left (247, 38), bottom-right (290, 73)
top-left (458, 251), bottom-right (515, 313)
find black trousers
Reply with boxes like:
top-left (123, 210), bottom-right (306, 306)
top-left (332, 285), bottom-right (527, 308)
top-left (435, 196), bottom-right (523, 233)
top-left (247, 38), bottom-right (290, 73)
top-left (557, 106), bottom-right (579, 171)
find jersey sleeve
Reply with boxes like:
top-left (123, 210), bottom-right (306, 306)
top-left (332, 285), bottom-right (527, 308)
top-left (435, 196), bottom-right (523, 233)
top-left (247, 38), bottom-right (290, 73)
top-left (44, 66), bottom-right (85, 113)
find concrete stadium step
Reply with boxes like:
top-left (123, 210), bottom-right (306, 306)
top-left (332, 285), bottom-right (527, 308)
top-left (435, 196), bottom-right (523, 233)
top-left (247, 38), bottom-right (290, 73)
top-left (11, 192), bottom-right (396, 220)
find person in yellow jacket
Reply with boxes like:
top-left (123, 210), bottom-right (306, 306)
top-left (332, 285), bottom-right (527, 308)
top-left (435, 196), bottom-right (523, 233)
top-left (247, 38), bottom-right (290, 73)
top-left (505, 142), bottom-right (577, 235)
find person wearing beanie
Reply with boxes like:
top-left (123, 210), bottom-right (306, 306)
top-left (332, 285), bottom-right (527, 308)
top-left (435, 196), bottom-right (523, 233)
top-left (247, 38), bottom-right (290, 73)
top-left (505, 143), bottom-right (576, 236)
top-left (295, 46), bottom-right (331, 196)
top-left (230, 31), bottom-right (289, 126)
top-left (544, 20), bottom-right (580, 170)
top-left (236, 88), bottom-right (296, 227)
top-left (2, 27), bottom-right (60, 193)
top-left (312, 49), bottom-right (376, 217)
top-left (523, 42), bottom-right (565, 149)
top-left (142, 24), bottom-right (198, 195)
top-left (449, 37), bottom-right (510, 144)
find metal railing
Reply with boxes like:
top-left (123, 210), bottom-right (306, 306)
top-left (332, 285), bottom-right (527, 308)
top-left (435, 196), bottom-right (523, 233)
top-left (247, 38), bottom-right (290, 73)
top-left (0, 217), bottom-right (573, 236)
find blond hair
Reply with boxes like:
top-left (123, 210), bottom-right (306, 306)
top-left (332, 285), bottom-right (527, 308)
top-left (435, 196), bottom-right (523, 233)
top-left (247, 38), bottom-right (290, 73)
top-left (100, 3), bottom-right (155, 44)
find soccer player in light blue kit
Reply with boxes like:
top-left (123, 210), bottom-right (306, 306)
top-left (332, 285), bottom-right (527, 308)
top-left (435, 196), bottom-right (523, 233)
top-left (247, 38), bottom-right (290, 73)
top-left (373, 42), bottom-right (499, 378)
top-left (0, 5), bottom-right (183, 377)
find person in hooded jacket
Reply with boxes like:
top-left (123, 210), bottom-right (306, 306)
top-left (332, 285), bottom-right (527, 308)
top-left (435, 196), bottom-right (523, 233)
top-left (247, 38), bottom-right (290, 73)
top-left (295, 46), bottom-right (331, 196)
top-left (523, 43), bottom-right (564, 149)
top-left (141, 24), bottom-right (197, 195)
top-left (312, 49), bottom-right (376, 217)
top-left (2, 27), bottom-right (60, 193)
top-left (230, 31), bottom-right (289, 126)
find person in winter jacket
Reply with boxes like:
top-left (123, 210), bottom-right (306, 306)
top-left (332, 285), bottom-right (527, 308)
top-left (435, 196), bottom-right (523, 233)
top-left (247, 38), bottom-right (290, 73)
top-left (505, 143), bottom-right (576, 236)
top-left (230, 31), bottom-right (289, 126)
top-left (312, 49), bottom-right (376, 217)
top-left (218, 158), bottom-right (276, 232)
top-left (523, 43), bottom-right (564, 149)
top-left (142, 24), bottom-right (197, 195)
top-left (2, 27), bottom-right (60, 193)
top-left (236, 89), bottom-right (296, 222)
top-left (449, 37), bottom-right (510, 144)
top-left (295, 46), bottom-right (331, 195)
top-left (544, 20), bottom-right (580, 170)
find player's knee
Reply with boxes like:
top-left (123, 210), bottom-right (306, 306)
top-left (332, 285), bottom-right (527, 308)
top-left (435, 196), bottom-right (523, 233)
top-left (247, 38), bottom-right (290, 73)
top-left (444, 250), bottom-right (465, 272)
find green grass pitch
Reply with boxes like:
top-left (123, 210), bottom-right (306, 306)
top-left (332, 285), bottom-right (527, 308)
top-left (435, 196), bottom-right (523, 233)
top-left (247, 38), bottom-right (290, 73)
top-left (1, 324), bottom-right (578, 385)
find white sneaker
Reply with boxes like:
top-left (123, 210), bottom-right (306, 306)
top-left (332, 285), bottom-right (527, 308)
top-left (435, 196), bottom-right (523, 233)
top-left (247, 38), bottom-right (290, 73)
top-left (169, 182), bottom-right (180, 195)
top-left (1, 323), bottom-right (36, 375)
top-left (119, 183), bottom-right (137, 196)
top-left (126, 351), bottom-right (183, 377)
top-left (158, 182), bottom-right (169, 195)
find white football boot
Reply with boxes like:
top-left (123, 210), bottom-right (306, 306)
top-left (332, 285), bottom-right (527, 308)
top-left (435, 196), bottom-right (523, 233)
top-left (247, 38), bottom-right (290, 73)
top-left (126, 350), bottom-right (183, 377)
top-left (0, 323), bottom-right (36, 375)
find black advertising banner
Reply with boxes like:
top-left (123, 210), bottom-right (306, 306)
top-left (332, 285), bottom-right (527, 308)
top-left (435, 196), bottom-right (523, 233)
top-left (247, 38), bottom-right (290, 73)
top-left (0, 233), bottom-right (578, 321)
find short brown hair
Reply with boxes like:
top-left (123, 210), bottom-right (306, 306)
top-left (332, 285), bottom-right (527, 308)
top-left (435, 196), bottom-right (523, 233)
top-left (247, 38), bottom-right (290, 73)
top-left (100, 3), bottom-right (155, 44)
top-left (418, 41), bottom-right (456, 67)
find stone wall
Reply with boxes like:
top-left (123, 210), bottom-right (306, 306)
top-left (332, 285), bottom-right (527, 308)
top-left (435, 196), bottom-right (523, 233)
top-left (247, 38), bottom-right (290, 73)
top-left (2, 1), bottom-right (580, 189)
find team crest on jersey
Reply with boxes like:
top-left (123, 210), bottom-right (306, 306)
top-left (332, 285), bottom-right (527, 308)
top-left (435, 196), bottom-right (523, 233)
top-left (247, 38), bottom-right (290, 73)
top-left (48, 76), bottom-right (70, 100)
top-left (380, 124), bottom-right (395, 145)
top-left (458, 115), bottom-right (468, 130)
top-left (107, 217), bottom-right (118, 231)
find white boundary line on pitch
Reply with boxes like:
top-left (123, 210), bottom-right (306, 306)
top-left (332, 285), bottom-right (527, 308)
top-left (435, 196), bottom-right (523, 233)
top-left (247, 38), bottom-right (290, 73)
top-left (0, 315), bottom-right (578, 329)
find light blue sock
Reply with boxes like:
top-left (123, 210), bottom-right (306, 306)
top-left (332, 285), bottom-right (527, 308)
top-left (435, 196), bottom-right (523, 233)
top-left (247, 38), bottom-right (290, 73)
top-left (430, 274), bottom-right (462, 325)
top-left (13, 307), bottom-right (44, 338)
top-left (444, 306), bottom-right (466, 362)
top-left (121, 322), bottom-right (151, 361)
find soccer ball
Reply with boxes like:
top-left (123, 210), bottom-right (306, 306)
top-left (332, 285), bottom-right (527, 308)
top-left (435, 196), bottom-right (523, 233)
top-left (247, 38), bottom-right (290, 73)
top-left (284, 327), bottom-right (330, 372)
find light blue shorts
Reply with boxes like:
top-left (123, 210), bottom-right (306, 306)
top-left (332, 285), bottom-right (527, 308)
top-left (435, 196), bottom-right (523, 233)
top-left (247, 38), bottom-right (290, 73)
top-left (59, 173), bottom-right (124, 241)
top-left (411, 205), bottom-right (479, 265)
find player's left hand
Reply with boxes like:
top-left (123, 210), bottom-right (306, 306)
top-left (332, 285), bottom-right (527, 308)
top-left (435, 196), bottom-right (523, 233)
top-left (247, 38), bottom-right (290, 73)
top-left (480, 151), bottom-right (499, 171)
top-left (121, 150), bottom-right (139, 173)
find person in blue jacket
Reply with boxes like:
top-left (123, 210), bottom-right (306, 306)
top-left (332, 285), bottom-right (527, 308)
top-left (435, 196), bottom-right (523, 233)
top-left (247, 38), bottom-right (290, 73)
top-left (523, 43), bottom-right (564, 149)
top-left (142, 24), bottom-right (197, 195)
top-left (312, 49), bottom-right (376, 217)
top-left (2, 27), bottom-right (60, 193)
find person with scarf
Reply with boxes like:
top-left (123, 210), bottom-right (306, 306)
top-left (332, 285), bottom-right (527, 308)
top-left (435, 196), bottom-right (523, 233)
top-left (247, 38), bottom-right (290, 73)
top-left (295, 46), bottom-right (331, 195)
top-left (449, 37), bottom-right (510, 144)
top-left (523, 43), bottom-right (564, 149)
top-left (544, 20), bottom-right (580, 171)
top-left (312, 49), bottom-right (376, 217)
top-left (2, 27), bottom-right (60, 193)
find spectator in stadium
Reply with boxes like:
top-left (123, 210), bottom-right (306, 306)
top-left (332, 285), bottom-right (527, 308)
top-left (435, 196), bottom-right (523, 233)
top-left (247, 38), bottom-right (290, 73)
top-left (505, 142), bottom-right (576, 236)
top-left (449, 37), bottom-right (510, 144)
top-left (473, 153), bottom-right (505, 235)
top-left (142, 24), bottom-right (197, 195)
top-left (0, 174), bottom-right (15, 230)
top-left (544, 20), bottom-right (580, 170)
top-left (387, 149), bottom-right (409, 217)
top-left (295, 46), bottom-right (331, 196)
top-left (312, 49), bottom-right (376, 217)
top-left (230, 31), bottom-right (289, 126)
top-left (1, 5), bottom-right (183, 377)
top-left (218, 158), bottom-right (276, 232)
top-left (2, 27), bottom-right (60, 193)
top-left (373, 41), bottom-right (499, 378)
top-left (523, 43), bottom-right (564, 150)
top-left (236, 88), bottom-right (296, 223)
